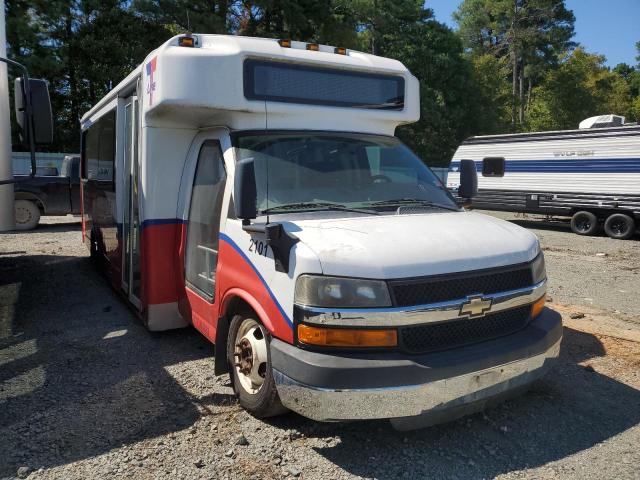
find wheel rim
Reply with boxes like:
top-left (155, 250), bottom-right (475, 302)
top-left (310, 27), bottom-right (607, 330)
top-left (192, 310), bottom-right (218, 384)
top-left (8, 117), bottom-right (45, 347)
top-left (233, 319), bottom-right (268, 394)
top-left (610, 219), bottom-right (628, 236)
top-left (576, 217), bottom-right (591, 232)
top-left (15, 205), bottom-right (31, 224)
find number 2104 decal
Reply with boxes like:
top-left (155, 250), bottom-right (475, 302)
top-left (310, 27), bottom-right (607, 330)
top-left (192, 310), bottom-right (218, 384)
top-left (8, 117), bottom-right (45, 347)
top-left (249, 239), bottom-right (269, 257)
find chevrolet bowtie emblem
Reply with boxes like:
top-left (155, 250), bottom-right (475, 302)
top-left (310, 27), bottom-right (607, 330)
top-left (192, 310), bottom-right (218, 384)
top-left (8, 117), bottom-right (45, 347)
top-left (460, 296), bottom-right (493, 318)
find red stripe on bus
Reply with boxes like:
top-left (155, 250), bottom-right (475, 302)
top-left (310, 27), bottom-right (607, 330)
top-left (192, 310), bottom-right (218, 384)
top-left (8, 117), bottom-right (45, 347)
top-left (217, 238), bottom-right (294, 343)
top-left (141, 223), bottom-right (182, 305)
top-left (137, 221), bottom-right (293, 343)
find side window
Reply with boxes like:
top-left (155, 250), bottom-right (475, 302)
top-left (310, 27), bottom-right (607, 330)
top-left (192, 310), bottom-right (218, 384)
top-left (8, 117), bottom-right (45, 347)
top-left (185, 140), bottom-right (227, 300)
top-left (83, 110), bottom-right (116, 186)
top-left (482, 157), bottom-right (505, 177)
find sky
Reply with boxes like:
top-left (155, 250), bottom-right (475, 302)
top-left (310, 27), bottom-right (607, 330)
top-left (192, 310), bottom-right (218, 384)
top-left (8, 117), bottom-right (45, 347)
top-left (425, 0), bottom-right (640, 67)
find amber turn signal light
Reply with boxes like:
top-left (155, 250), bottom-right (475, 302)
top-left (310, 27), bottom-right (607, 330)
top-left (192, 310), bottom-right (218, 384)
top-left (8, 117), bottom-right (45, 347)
top-left (531, 295), bottom-right (546, 318)
top-left (298, 324), bottom-right (397, 348)
top-left (178, 36), bottom-right (195, 47)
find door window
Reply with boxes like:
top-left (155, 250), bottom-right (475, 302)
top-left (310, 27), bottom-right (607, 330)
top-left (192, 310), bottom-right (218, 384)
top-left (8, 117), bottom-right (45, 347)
top-left (185, 140), bottom-right (227, 299)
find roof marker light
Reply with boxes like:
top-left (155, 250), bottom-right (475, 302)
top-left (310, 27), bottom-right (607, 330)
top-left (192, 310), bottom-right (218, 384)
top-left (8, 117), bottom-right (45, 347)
top-left (178, 35), bottom-right (195, 47)
top-left (306, 43), bottom-right (320, 51)
top-left (334, 47), bottom-right (347, 55)
top-left (278, 39), bottom-right (292, 48)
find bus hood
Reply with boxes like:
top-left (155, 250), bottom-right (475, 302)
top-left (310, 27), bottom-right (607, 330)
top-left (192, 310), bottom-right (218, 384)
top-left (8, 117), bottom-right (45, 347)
top-left (289, 211), bottom-right (539, 279)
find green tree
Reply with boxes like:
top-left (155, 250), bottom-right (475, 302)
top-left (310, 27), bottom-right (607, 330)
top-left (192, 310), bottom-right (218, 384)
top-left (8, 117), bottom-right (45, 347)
top-left (7, 1), bottom-right (170, 151)
top-left (453, 0), bottom-right (575, 129)
top-left (527, 48), bottom-right (634, 130)
top-left (384, 19), bottom-right (484, 165)
top-left (469, 54), bottom-right (512, 133)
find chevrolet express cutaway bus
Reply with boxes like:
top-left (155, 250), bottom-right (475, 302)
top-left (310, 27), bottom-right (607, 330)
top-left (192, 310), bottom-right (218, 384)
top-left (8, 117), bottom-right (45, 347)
top-left (80, 34), bottom-right (561, 429)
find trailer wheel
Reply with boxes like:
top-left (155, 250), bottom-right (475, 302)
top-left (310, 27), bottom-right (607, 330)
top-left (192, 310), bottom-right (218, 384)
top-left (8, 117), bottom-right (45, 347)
top-left (14, 200), bottom-right (41, 231)
top-left (570, 211), bottom-right (598, 236)
top-left (227, 313), bottom-right (288, 418)
top-left (604, 213), bottom-right (636, 240)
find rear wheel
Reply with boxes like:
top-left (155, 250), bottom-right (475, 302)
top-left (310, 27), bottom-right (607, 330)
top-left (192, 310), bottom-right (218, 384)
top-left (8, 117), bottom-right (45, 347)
top-left (604, 213), bottom-right (635, 240)
top-left (14, 200), bottom-right (41, 230)
top-left (227, 313), bottom-right (288, 418)
top-left (570, 211), bottom-right (598, 236)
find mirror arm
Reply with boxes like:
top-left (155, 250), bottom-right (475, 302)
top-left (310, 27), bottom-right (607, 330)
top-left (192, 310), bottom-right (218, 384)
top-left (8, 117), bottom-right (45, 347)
top-left (0, 56), bottom-right (37, 180)
top-left (242, 222), bottom-right (266, 233)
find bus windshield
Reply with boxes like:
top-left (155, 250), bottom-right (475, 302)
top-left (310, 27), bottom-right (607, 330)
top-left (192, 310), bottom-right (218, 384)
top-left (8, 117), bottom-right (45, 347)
top-left (234, 132), bottom-right (458, 215)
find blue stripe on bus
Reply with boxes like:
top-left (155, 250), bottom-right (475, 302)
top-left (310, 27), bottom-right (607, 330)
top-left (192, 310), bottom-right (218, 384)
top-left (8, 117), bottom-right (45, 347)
top-left (449, 158), bottom-right (640, 173)
top-left (140, 218), bottom-right (187, 230)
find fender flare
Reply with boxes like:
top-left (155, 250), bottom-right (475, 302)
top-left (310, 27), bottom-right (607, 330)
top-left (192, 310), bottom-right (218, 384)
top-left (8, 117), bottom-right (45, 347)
top-left (214, 288), bottom-right (278, 376)
top-left (220, 287), bottom-right (277, 334)
top-left (14, 192), bottom-right (46, 213)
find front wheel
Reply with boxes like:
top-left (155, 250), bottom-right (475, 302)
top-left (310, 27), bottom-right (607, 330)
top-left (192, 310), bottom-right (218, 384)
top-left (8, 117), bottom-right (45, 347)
top-left (604, 213), bottom-right (636, 240)
top-left (227, 314), bottom-right (288, 418)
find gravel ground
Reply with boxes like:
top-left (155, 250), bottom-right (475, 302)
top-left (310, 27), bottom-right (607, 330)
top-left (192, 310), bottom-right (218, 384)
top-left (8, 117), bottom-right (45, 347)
top-left (1, 214), bottom-right (639, 480)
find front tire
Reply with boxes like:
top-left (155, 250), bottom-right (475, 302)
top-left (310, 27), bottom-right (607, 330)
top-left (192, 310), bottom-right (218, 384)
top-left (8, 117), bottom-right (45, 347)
top-left (14, 200), bottom-right (41, 230)
top-left (604, 213), bottom-right (635, 240)
top-left (227, 313), bottom-right (288, 418)
top-left (570, 211), bottom-right (598, 236)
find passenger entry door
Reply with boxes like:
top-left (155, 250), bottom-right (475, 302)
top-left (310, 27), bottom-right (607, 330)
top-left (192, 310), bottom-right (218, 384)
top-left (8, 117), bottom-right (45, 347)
top-left (122, 96), bottom-right (141, 308)
top-left (184, 138), bottom-right (228, 301)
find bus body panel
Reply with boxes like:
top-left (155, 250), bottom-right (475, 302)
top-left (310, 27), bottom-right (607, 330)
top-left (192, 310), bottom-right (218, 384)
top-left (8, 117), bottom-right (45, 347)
top-left (79, 34), bottom-right (561, 425)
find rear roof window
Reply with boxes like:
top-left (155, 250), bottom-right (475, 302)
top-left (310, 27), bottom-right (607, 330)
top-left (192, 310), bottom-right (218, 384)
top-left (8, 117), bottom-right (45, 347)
top-left (243, 59), bottom-right (404, 110)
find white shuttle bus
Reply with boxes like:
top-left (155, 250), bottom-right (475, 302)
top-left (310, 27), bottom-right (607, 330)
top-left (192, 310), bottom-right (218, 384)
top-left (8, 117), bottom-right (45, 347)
top-left (81, 34), bottom-right (560, 428)
top-left (448, 115), bottom-right (640, 240)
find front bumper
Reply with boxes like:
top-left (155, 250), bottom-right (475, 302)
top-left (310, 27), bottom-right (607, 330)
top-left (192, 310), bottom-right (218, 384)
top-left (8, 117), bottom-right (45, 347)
top-left (271, 308), bottom-right (562, 425)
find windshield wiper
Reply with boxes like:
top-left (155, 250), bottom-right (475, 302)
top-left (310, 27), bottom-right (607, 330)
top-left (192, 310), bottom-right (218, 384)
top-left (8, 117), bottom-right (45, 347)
top-left (261, 202), bottom-right (379, 215)
top-left (367, 198), bottom-right (459, 212)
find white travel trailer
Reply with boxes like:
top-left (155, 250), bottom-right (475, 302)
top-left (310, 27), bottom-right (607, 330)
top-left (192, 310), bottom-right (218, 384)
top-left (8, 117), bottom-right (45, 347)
top-left (447, 116), bottom-right (640, 240)
top-left (81, 34), bottom-right (560, 428)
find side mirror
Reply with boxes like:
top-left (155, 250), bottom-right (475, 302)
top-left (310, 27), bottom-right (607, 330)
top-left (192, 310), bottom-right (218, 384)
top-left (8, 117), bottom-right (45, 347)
top-left (458, 159), bottom-right (478, 199)
top-left (14, 78), bottom-right (54, 145)
top-left (234, 158), bottom-right (257, 222)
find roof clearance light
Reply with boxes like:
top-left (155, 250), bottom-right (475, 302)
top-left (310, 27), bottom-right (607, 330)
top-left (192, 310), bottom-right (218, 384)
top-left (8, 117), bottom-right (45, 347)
top-left (334, 47), bottom-right (347, 55)
top-left (306, 43), bottom-right (320, 51)
top-left (278, 39), bottom-right (292, 48)
top-left (178, 36), bottom-right (195, 47)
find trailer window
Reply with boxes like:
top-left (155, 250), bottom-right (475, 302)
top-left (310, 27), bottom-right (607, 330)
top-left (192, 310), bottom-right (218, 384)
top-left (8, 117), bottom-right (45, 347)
top-left (482, 157), bottom-right (505, 177)
top-left (185, 140), bottom-right (227, 300)
top-left (84, 110), bottom-right (116, 184)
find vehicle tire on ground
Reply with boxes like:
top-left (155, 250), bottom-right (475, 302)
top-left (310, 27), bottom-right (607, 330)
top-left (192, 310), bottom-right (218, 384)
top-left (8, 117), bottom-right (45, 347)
top-left (14, 200), bottom-right (41, 230)
top-left (603, 213), bottom-right (636, 240)
top-left (570, 211), bottom-right (599, 236)
top-left (227, 313), bottom-right (288, 418)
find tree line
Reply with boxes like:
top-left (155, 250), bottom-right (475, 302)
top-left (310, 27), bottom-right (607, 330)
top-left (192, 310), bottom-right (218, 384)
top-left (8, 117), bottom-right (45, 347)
top-left (6, 0), bottom-right (640, 166)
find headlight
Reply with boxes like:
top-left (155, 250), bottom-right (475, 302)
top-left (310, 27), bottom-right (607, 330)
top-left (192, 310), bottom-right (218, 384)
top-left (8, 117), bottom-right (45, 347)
top-left (531, 252), bottom-right (546, 284)
top-left (294, 275), bottom-right (392, 308)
